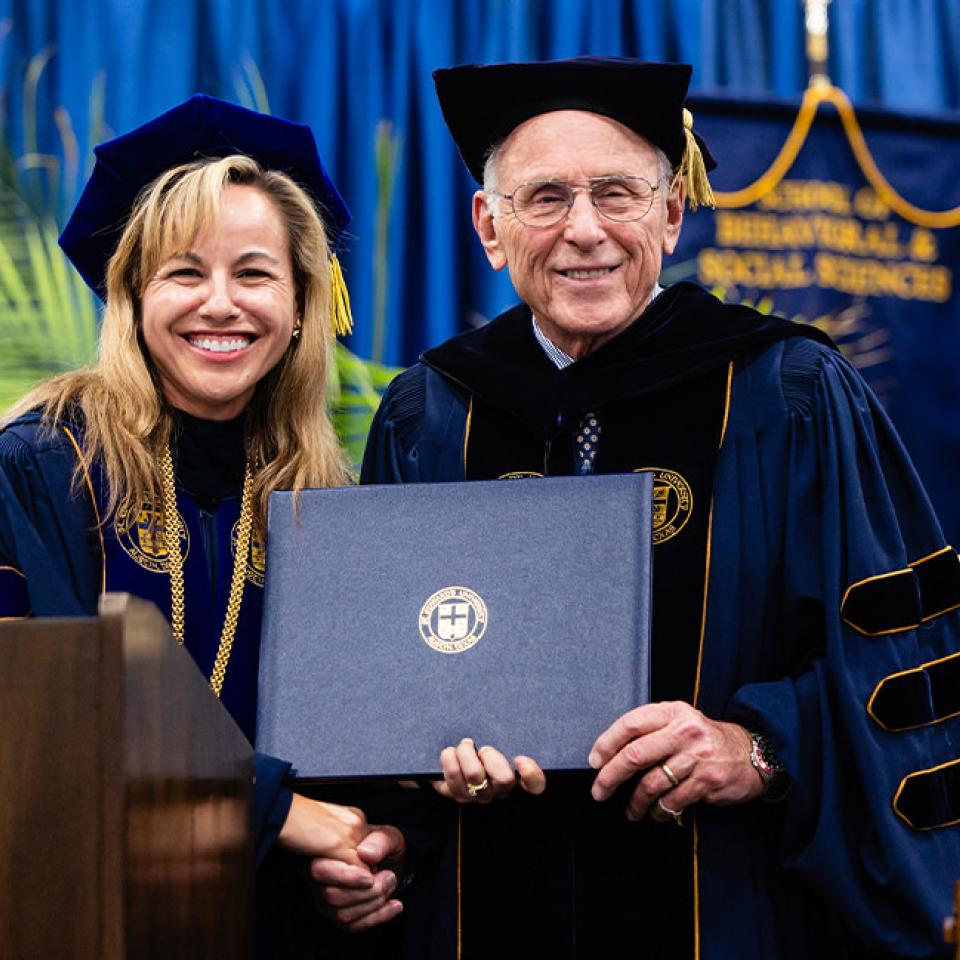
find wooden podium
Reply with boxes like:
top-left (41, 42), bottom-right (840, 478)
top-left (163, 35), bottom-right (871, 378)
top-left (0, 594), bottom-right (254, 959)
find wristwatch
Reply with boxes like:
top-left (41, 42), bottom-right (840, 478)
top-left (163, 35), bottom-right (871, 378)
top-left (749, 732), bottom-right (787, 798)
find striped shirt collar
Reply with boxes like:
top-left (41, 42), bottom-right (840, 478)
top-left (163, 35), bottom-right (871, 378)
top-left (532, 284), bottom-right (663, 369)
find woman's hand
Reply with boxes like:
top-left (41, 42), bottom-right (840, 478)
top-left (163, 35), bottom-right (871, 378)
top-left (276, 793), bottom-right (370, 861)
top-left (276, 794), bottom-right (405, 930)
top-left (588, 701), bottom-right (765, 822)
top-left (434, 737), bottom-right (546, 803)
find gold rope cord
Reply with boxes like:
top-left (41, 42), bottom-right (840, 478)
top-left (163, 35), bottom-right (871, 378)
top-left (160, 446), bottom-right (187, 645)
top-left (160, 445), bottom-right (254, 697)
top-left (713, 84), bottom-right (960, 229)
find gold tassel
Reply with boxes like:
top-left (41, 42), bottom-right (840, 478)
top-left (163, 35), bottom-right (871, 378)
top-left (681, 108), bottom-right (716, 212)
top-left (329, 254), bottom-right (354, 337)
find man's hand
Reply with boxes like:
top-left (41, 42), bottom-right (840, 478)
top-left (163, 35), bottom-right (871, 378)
top-left (309, 825), bottom-right (406, 931)
top-left (434, 737), bottom-right (546, 803)
top-left (276, 794), bottom-right (405, 930)
top-left (588, 701), bottom-right (765, 821)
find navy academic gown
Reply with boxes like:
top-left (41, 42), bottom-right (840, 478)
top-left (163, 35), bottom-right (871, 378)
top-left (0, 412), bottom-right (291, 887)
top-left (0, 410), bottom-right (451, 959)
top-left (0, 408), bottom-right (462, 959)
top-left (360, 283), bottom-right (960, 959)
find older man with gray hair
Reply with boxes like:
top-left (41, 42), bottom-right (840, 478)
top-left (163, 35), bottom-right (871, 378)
top-left (355, 57), bottom-right (959, 959)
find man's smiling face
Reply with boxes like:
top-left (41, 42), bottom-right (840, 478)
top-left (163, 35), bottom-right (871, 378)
top-left (473, 110), bottom-right (684, 359)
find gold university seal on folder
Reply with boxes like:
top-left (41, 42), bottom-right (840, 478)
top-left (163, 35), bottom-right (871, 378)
top-left (419, 586), bottom-right (488, 654)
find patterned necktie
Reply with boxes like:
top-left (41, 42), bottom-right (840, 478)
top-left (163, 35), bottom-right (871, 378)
top-left (576, 412), bottom-right (601, 475)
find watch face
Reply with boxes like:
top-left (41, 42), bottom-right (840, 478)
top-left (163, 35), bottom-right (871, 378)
top-left (751, 733), bottom-right (785, 781)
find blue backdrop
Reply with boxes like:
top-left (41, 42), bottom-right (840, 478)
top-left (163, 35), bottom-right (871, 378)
top-left (3, 0), bottom-right (960, 535)
top-left (3, 0), bottom-right (960, 365)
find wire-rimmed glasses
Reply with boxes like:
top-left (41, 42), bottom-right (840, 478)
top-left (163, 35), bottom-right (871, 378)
top-left (493, 175), bottom-right (662, 228)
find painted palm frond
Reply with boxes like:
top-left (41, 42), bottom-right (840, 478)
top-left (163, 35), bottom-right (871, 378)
top-left (0, 192), bottom-right (99, 410)
top-left (329, 343), bottom-right (401, 468)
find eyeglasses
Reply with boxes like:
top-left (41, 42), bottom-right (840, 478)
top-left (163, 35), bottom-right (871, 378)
top-left (493, 176), bottom-right (662, 228)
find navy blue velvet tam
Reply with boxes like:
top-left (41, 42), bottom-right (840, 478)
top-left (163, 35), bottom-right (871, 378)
top-left (59, 94), bottom-right (351, 297)
top-left (433, 56), bottom-right (716, 185)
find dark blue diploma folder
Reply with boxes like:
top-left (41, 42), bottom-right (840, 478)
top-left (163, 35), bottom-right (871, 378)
top-left (256, 473), bottom-right (652, 779)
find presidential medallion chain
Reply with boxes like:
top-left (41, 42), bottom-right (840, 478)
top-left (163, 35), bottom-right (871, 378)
top-left (159, 444), bottom-right (254, 698)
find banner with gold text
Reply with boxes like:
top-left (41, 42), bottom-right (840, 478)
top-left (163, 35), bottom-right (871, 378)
top-left (664, 88), bottom-right (960, 545)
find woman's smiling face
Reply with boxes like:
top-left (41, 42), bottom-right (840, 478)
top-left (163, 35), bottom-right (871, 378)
top-left (140, 183), bottom-right (298, 421)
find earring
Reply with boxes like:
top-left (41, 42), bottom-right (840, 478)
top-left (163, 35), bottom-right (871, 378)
top-left (292, 319), bottom-right (302, 339)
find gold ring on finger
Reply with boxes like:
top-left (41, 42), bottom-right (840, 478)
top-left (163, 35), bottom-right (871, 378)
top-left (654, 797), bottom-right (683, 827)
top-left (660, 762), bottom-right (680, 787)
top-left (466, 777), bottom-right (490, 798)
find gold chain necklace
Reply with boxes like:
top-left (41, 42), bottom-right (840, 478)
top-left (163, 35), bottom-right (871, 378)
top-left (159, 444), bottom-right (254, 698)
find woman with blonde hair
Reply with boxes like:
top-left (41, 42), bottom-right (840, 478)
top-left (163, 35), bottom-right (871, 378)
top-left (0, 96), bottom-right (404, 939)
